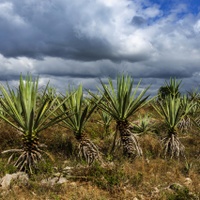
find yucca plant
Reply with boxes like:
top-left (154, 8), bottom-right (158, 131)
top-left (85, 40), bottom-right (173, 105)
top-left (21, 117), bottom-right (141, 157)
top-left (187, 89), bottom-right (200, 127)
top-left (98, 110), bottom-right (113, 139)
top-left (177, 95), bottom-right (196, 132)
top-left (0, 75), bottom-right (70, 173)
top-left (191, 98), bottom-right (200, 128)
top-left (158, 77), bottom-right (182, 100)
top-left (130, 114), bottom-right (154, 135)
top-left (187, 88), bottom-right (200, 101)
top-left (90, 74), bottom-right (150, 157)
top-left (153, 95), bottom-right (193, 159)
top-left (59, 85), bottom-right (101, 165)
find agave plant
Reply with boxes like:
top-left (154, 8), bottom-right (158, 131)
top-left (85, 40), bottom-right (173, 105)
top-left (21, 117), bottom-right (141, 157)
top-left (90, 74), bottom-right (150, 157)
top-left (187, 89), bottom-right (200, 127)
top-left (158, 77), bottom-right (182, 100)
top-left (153, 95), bottom-right (193, 159)
top-left (177, 95), bottom-right (196, 132)
top-left (130, 114), bottom-right (154, 135)
top-left (191, 98), bottom-right (200, 128)
top-left (98, 110), bottom-right (113, 139)
top-left (0, 75), bottom-right (70, 173)
top-left (59, 85), bottom-right (101, 165)
top-left (187, 88), bottom-right (200, 101)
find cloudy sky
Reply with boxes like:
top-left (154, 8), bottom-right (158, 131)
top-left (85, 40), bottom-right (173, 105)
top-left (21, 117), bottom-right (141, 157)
top-left (0, 0), bottom-right (200, 95)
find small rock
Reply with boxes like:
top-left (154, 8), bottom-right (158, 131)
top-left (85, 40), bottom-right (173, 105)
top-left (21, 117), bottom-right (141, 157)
top-left (151, 187), bottom-right (161, 199)
top-left (57, 177), bottom-right (68, 184)
top-left (53, 173), bottom-right (61, 177)
top-left (184, 178), bottom-right (192, 186)
top-left (41, 177), bottom-right (67, 186)
top-left (154, 187), bottom-right (159, 193)
top-left (63, 166), bottom-right (73, 171)
top-left (63, 160), bottom-right (70, 165)
top-left (0, 172), bottom-right (29, 189)
top-left (138, 194), bottom-right (145, 200)
top-left (166, 171), bottom-right (172, 176)
top-left (70, 182), bottom-right (77, 187)
top-left (145, 158), bottom-right (150, 164)
top-left (63, 166), bottom-right (73, 175)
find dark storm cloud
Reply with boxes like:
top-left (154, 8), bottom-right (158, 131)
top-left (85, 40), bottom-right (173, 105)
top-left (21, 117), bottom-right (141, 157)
top-left (33, 58), bottom-right (118, 79)
top-left (0, 0), bottom-right (150, 63)
top-left (0, 0), bottom-right (200, 95)
top-left (0, 74), bottom-right (19, 81)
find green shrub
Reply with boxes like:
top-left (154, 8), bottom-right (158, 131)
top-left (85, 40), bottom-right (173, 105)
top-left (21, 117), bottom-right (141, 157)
top-left (0, 158), bottom-right (17, 175)
top-left (166, 184), bottom-right (197, 200)
top-left (129, 172), bottom-right (143, 187)
top-left (88, 163), bottom-right (126, 191)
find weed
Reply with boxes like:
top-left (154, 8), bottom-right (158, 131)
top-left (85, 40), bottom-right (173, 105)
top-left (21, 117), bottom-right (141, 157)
top-left (182, 160), bottom-right (193, 175)
top-left (165, 185), bottom-right (197, 200)
top-left (0, 158), bottom-right (17, 176)
top-left (87, 162), bottom-right (126, 191)
top-left (129, 172), bottom-right (143, 187)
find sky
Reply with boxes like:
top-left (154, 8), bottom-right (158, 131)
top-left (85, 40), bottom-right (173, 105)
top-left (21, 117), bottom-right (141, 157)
top-left (0, 0), bottom-right (200, 95)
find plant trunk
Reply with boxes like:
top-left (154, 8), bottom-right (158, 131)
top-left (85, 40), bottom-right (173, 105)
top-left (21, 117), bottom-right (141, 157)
top-left (75, 133), bottom-right (101, 165)
top-left (110, 129), bottom-right (118, 154)
top-left (15, 134), bottom-right (42, 173)
top-left (178, 116), bottom-right (191, 132)
top-left (162, 131), bottom-right (185, 159)
top-left (117, 120), bottom-right (143, 157)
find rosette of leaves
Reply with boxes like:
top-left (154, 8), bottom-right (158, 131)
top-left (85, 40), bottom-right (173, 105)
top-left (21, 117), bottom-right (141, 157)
top-left (58, 85), bottom-right (101, 165)
top-left (0, 75), bottom-right (70, 173)
top-left (153, 95), bottom-right (194, 159)
top-left (90, 74), bottom-right (150, 158)
top-left (130, 114), bottom-right (154, 135)
top-left (178, 95), bottom-right (196, 132)
top-left (98, 110), bottom-right (113, 139)
top-left (158, 78), bottom-right (182, 100)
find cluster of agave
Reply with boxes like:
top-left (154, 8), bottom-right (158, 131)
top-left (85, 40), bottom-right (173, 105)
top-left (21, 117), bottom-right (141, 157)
top-left (0, 74), bottom-right (199, 174)
top-left (154, 78), bottom-right (197, 159)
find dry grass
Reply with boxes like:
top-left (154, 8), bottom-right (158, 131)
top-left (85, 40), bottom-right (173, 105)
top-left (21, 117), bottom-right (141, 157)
top-left (0, 108), bottom-right (199, 200)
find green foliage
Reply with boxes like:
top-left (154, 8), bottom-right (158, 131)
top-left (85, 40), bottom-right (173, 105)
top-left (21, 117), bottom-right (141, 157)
top-left (166, 185), bottom-right (197, 200)
top-left (0, 75), bottom-right (200, 199)
top-left (130, 114), bottom-right (154, 135)
top-left (34, 160), bottom-right (54, 176)
top-left (153, 96), bottom-right (193, 133)
top-left (0, 74), bottom-right (70, 136)
top-left (0, 159), bottom-right (17, 175)
top-left (58, 85), bottom-right (101, 165)
top-left (182, 160), bottom-right (193, 175)
top-left (89, 163), bottom-right (126, 191)
top-left (158, 77), bottom-right (182, 100)
top-left (89, 74), bottom-right (150, 157)
top-left (153, 95), bottom-right (195, 158)
top-left (59, 85), bottom-right (98, 138)
top-left (91, 74), bottom-right (150, 121)
top-left (187, 88), bottom-right (200, 101)
top-left (98, 110), bottom-right (113, 139)
top-left (0, 74), bottom-right (71, 173)
top-left (129, 172), bottom-right (143, 187)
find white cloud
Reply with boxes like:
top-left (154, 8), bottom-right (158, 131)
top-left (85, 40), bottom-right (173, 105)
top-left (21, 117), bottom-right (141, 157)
top-left (143, 6), bottom-right (161, 18)
top-left (194, 20), bottom-right (200, 33)
top-left (0, 0), bottom-right (199, 94)
top-left (0, 2), bottom-right (25, 26)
